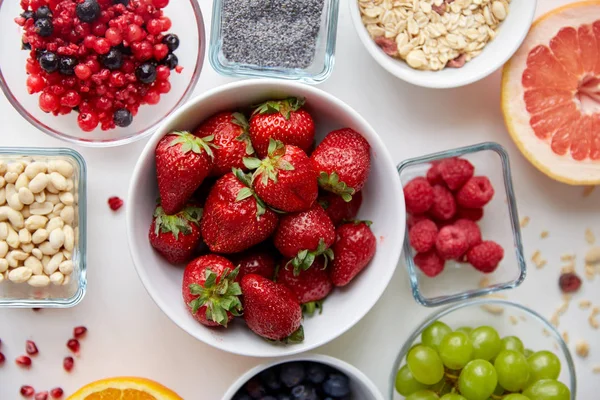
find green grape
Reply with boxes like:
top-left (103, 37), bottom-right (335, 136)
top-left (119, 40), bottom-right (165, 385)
top-left (406, 343), bottom-right (422, 360)
top-left (494, 350), bottom-right (530, 391)
top-left (527, 351), bottom-right (561, 383)
top-left (430, 379), bottom-right (452, 396)
top-left (501, 336), bottom-right (525, 353)
top-left (395, 364), bottom-right (429, 396)
top-left (440, 394), bottom-right (466, 400)
top-left (422, 321), bottom-right (452, 351)
top-left (522, 379), bottom-right (570, 400)
top-left (524, 348), bottom-right (534, 358)
top-left (493, 383), bottom-right (505, 396)
top-left (456, 326), bottom-right (473, 335)
top-left (407, 345), bottom-right (445, 385)
top-left (458, 360), bottom-right (497, 400)
top-left (439, 331), bottom-right (473, 370)
top-left (503, 395), bottom-right (531, 400)
top-left (469, 326), bottom-right (501, 361)
top-left (406, 390), bottom-right (440, 400)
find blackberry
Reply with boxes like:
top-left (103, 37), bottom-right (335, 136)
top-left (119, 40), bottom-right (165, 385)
top-left (115, 43), bottom-right (132, 55)
top-left (101, 48), bottom-right (123, 70)
top-left (113, 109), bottom-right (133, 127)
top-left (39, 52), bottom-right (59, 73)
top-left (76, 0), bottom-right (101, 23)
top-left (58, 56), bottom-right (77, 75)
top-left (162, 34), bottom-right (179, 52)
top-left (162, 53), bottom-right (178, 70)
top-left (34, 18), bottom-right (53, 37)
top-left (35, 5), bottom-right (52, 20)
top-left (135, 62), bottom-right (157, 84)
top-left (20, 10), bottom-right (34, 20)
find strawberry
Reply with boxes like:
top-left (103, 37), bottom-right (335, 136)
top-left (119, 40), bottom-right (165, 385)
top-left (148, 203), bottom-right (203, 265)
top-left (232, 247), bottom-right (277, 281)
top-left (155, 131), bottom-right (215, 215)
top-left (201, 170), bottom-right (278, 253)
top-left (276, 257), bottom-right (332, 316)
top-left (330, 221), bottom-right (377, 287)
top-left (241, 274), bottom-right (304, 343)
top-left (311, 128), bottom-right (371, 201)
top-left (249, 97), bottom-right (315, 158)
top-left (194, 112), bottom-right (255, 177)
top-left (274, 204), bottom-right (335, 274)
top-left (244, 139), bottom-right (318, 213)
top-left (182, 254), bottom-right (243, 327)
top-left (318, 191), bottom-right (363, 226)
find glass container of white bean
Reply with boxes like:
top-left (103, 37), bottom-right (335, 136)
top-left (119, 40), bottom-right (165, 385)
top-left (0, 148), bottom-right (86, 308)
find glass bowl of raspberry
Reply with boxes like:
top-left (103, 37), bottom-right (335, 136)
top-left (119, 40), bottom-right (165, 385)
top-left (397, 142), bottom-right (526, 307)
top-left (0, 0), bottom-right (204, 147)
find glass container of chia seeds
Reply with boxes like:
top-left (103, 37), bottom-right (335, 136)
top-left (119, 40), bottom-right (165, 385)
top-left (209, 0), bottom-right (339, 83)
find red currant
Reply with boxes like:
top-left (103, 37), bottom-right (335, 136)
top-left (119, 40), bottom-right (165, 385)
top-left (153, 43), bottom-right (168, 60)
top-left (93, 38), bottom-right (111, 54)
top-left (39, 92), bottom-right (60, 112)
top-left (156, 80), bottom-right (170, 94)
top-left (143, 89), bottom-right (160, 105)
top-left (146, 19), bottom-right (162, 35)
top-left (152, 0), bottom-right (169, 8)
top-left (26, 74), bottom-right (46, 94)
top-left (105, 27), bottom-right (122, 46)
top-left (60, 90), bottom-right (81, 108)
top-left (156, 65), bottom-right (170, 81)
top-left (78, 112), bottom-right (99, 132)
top-left (126, 24), bottom-right (145, 43)
top-left (74, 64), bottom-right (92, 80)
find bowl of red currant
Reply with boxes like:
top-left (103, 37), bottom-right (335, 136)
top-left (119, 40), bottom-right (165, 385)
top-left (0, 0), bottom-right (205, 147)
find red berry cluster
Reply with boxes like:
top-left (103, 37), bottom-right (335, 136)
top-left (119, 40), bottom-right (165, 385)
top-left (404, 157), bottom-right (504, 277)
top-left (15, 0), bottom-right (181, 132)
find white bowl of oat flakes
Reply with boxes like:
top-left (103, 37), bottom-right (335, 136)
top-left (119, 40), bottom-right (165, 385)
top-left (349, 0), bottom-right (536, 88)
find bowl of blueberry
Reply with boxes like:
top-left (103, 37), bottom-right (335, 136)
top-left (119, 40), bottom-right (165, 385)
top-left (0, 0), bottom-right (204, 147)
top-left (223, 354), bottom-right (385, 400)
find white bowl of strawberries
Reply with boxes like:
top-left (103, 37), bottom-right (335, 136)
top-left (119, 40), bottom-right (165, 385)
top-left (127, 79), bottom-right (405, 357)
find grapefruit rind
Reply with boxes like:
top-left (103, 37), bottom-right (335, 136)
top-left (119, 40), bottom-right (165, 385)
top-left (66, 377), bottom-right (184, 400)
top-left (502, 1), bottom-right (600, 185)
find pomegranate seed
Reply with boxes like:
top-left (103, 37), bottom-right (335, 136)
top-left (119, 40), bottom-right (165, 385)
top-left (35, 391), bottom-right (48, 400)
top-left (108, 196), bottom-right (124, 211)
top-left (50, 388), bottom-right (64, 399)
top-left (25, 340), bottom-right (39, 356)
top-left (559, 272), bottom-right (582, 293)
top-left (73, 326), bottom-right (88, 338)
top-left (66, 338), bottom-right (80, 353)
top-left (32, 308), bottom-right (41, 312)
top-left (0, 352), bottom-right (5, 364)
top-left (63, 356), bottom-right (74, 372)
top-left (16, 355), bottom-right (32, 367)
top-left (20, 385), bottom-right (35, 397)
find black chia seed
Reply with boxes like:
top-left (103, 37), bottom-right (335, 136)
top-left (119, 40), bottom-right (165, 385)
top-left (220, 0), bottom-right (325, 69)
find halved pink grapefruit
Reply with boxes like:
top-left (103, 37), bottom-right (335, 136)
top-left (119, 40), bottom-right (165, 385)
top-left (502, 1), bottom-right (600, 185)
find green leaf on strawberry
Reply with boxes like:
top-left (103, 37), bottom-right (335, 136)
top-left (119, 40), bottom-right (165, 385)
top-left (244, 139), bottom-right (295, 186)
top-left (318, 171), bottom-right (355, 202)
top-left (232, 168), bottom-right (269, 218)
top-left (302, 300), bottom-right (324, 316)
top-left (153, 204), bottom-right (203, 240)
top-left (188, 267), bottom-right (243, 327)
top-left (232, 112), bottom-right (255, 155)
top-left (169, 131), bottom-right (218, 160)
top-left (252, 97), bottom-right (305, 120)
top-left (286, 238), bottom-right (334, 276)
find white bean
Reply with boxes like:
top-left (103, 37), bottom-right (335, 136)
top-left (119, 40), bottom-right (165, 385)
top-left (0, 188), bottom-right (5, 205)
top-left (62, 275), bottom-right (71, 286)
top-left (0, 241), bottom-right (7, 258)
top-left (7, 193), bottom-right (24, 211)
top-left (28, 173), bottom-right (49, 194)
top-left (0, 222), bottom-right (7, 240)
top-left (50, 271), bottom-right (64, 285)
top-left (46, 193), bottom-right (60, 205)
top-left (4, 172), bottom-right (18, 184)
top-left (8, 266), bottom-right (31, 283)
top-left (47, 212), bottom-right (59, 219)
top-left (49, 172), bottom-right (67, 191)
top-left (25, 256), bottom-right (43, 275)
top-left (32, 229), bottom-right (48, 244)
top-left (45, 252), bottom-right (64, 275)
top-left (41, 255), bottom-right (50, 269)
top-left (18, 228), bottom-right (32, 244)
top-left (0, 176), bottom-right (5, 189)
top-left (49, 229), bottom-right (65, 249)
top-left (34, 191), bottom-right (46, 203)
top-left (58, 192), bottom-right (74, 206)
top-left (63, 250), bottom-right (72, 260)
top-left (21, 206), bottom-right (30, 219)
top-left (0, 259), bottom-right (7, 273)
top-left (58, 260), bottom-right (73, 275)
top-left (30, 202), bottom-right (53, 215)
top-left (18, 187), bottom-right (34, 205)
top-left (15, 173), bottom-right (29, 190)
top-left (39, 241), bottom-right (59, 255)
top-left (25, 215), bottom-right (47, 231)
top-left (45, 178), bottom-right (59, 194)
top-left (0, 272), bottom-right (3, 282)
top-left (20, 243), bottom-right (34, 253)
top-left (7, 163), bottom-right (24, 174)
top-left (24, 162), bottom-right (48, 179)
top-left (46, 217), bottom-right (64, 232)
top-left (63, 225), bottom-right (74, 252)
top-left (53, 203), bottom-right (65, 214)
top-left (6, 251), bottom-right (19, 268)
top-left (60, 206), bottom-right (74, 225)
top-left (5, 183), bottom-right (15, 198)
top-left (0, 161), bottom-right (6, 174)
top-left (0, 206), bottom-right (24, 228)
top-left (66, 179), bottom-right (74, 191)
top-left (48, 160), bottom-right (74, 178)
top-left (6, 226), bottom-right (20, 249)
top-left (28, 275), bottom-right (50, 287)
top-left (31, 248), bottom-right (42, 260)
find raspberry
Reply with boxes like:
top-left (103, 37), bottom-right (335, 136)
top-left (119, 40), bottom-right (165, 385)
top-left (409, 220), bottom-right (438, 252)
top-left (467, 241), bottom-right (504, 273)
top-left (404, 177), bottom-right (434, 214)
top-left (456, 176), bottom-right (495, 209)
top-left (407, 214), bottom-right (430, 229)
top-left (438, 157), bottom-right (475, 190)
top-left (414, 251), bottom-right (445, 277)
top-left (435, 226), bottom-right (469, 260)
top-left (456, 206), bottom-right (484, 222)
top-left (453, 219), bottom-right (482, 249)
top-left (429, 185), bottom-right (456, 221)
top-left (426, 163), bottom-right (444, 186)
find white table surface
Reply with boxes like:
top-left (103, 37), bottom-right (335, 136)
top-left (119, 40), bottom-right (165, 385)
top-left (1, 0), bottom-right (599, 398)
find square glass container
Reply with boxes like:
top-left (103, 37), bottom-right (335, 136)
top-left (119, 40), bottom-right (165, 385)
top-left (209, 0), bottom-right (339, 83)
top-left (0, 148), bottom-right (86, 308)
top-left (397, 142), bottom-right (526, 307)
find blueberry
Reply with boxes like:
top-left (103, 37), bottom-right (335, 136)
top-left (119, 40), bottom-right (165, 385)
top-left (34, 18), bottom-right (53, 37)
top-left (306, 363), bottom-right (327, 384)
top-left (260, 369), bottom-right (282, 391)
top-left (276, 395), bottom-right (292, 400)
top-left (162, 53), bottom-right (178, 70)
top-left (322, 374), bottom-right (350, 397)
top-left (115, 43), bottom-right (132, 55)
top-left (233, 394), bottom-right (252, 400)
top-left (39, 52), bottom-right (58, 73)
top-left (58, 56), bottom-right (77, 75)
top-left (35, 5), bottom-right (52, 20)
top-left (260, 397), bottom-right (277, 400)
top-left (135, 62), bottom-right (157, 84)
top-left (21, 41), bottom-right (31, 50)
top-left (76, 0), bottom-right (100, 23)
top-left (280, 363), bottom-right (305, 388)
top-left (162, 33), bottom-right (180, 52)
top-left (113, 0), bottom-right (129, 4)
top-left (244, 378), bottom-right (267, 399)
top-left (101, 48), bottom-right (123, 70)
top-left (20, 10), bottom-right (34, 19)
top-left (291, 384), bottom-right (318, 400)
top-left (113, 109), bottom-right (133, 127)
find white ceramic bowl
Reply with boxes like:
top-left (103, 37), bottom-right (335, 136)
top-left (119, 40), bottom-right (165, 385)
top-left (348, 0), bottom-right (536, 88)
top-left (221, 354), bottom-right (385, 400)
top-left (126, 79), bottom-right (404, 357)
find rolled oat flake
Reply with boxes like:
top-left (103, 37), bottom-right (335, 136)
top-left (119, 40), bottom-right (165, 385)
top-left (221, 0), bottom-right (325, 69)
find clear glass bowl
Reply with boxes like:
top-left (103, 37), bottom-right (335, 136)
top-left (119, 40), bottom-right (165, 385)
top-left (209, 0), bottom-right (339, 83)
top-left (0, 0), bottom-right (205, 147)
top-left (0, 147), bottom-right (86, 308)
top-left (389, 299), bottom-right (577, 399)
top-left (397, 142), bottom-right (526, 307)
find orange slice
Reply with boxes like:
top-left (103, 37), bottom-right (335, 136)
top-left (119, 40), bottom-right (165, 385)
top-left (502, 1), bottom-right (600, 185)
top-left (67, 377), bottom-right (183, 400)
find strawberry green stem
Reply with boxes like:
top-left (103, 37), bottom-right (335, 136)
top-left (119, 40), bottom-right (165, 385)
top-left (252, 97), bottom-right (305, 120)
top-left (302, 300), bottom-right (324, 316)
top-left (286, 238), bottom-right (334, 276)
top-left (154, 204), bottom-right (203, 240)
top-left (188, 267), bottom-right (243, 327)
top-left (317, 171), bottom-right (355, 202)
